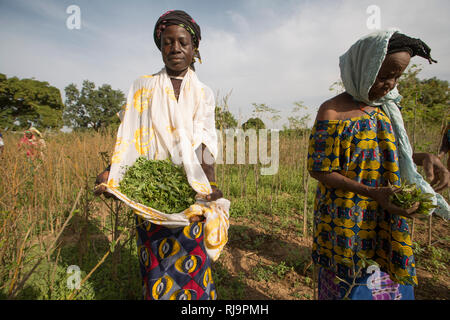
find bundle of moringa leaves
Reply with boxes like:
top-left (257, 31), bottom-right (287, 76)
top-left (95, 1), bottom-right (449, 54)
top-left (390, 181), bottom-right (438, 215)
top-left (118, 157), bottom-right (197, 214)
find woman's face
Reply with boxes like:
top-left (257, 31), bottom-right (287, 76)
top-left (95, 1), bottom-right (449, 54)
top-left (161, 25), bottom-right (194, 77)
top-left (368, 51), bottom-right (411, 101)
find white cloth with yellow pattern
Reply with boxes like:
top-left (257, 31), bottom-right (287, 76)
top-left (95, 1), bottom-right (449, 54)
top-left (103, 67), bottom-right (230, 261)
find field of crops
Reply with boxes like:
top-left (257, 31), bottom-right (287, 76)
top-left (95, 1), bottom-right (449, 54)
top-left (0, 124), bottom-right (449, 300)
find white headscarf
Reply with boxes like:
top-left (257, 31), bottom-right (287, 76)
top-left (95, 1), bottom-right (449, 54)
top-left (339, 29), bottom-right (449, 219)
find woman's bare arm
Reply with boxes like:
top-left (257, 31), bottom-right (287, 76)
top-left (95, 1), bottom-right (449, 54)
top-left (412, 152), bottom-right (449, 192)
top-left (198, 143), bottom-right (223, 201)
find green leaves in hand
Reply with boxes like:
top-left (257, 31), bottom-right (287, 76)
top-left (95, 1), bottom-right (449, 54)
top-left (118, 157), bottom-right (197, 214)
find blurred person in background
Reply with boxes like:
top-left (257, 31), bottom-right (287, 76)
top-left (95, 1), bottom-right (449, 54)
top-left (18, 127), bottom-right (46, 160)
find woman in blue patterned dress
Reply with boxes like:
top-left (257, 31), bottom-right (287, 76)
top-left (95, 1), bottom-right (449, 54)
top-left (307, 30), bottom-right (449, 300)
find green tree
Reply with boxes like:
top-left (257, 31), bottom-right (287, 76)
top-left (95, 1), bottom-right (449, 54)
top-left (251, 103), bottom-right (280, 128)
top-left (329, 80), bottom-right (345, 94)
top-left (64, 80), bottom-right (125, 131)
top-left (215, 91), bottom-right (237, 130)
top-left (215, 106), bottom-right (237, 129)
top-left (242, 117), bottom-right (266, 130)
top-left (0, 74), bottom-right (64, 130)
top-left (287, 101), bottom-right (311, 130)
top-left (398, 64), bottom-right (449, 125)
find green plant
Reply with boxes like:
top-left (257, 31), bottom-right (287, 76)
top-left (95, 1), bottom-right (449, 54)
top-left (253, 262), bottom-right (274, 282)
top-left (426, 247), bottom-right (449, 275)
top-left (271, 261), bottom-right (292, 278)
top-left (253, 261), bottom-right (292, 282)
top-left (390, 181), bottom-right (437, 215)
top-left (333, 256), bottom-right (381, 300)
top-left (212, 262), bottom-right (246, 300)
top-left (119, 157), bottom-right (196, 213)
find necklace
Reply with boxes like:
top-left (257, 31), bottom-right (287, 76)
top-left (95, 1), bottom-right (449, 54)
top-left (359, 106), bottom-right (379, 118)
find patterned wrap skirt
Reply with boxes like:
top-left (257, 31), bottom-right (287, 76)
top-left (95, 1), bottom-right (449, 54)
top-left (318, 267), bottom-right (414, 300)
top-left (136, 216), bottom-right (217, 300)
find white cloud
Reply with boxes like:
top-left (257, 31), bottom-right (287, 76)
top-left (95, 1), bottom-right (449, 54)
top-left (1, 0), bottom-right (449, 128)
top-left (225, 10), bottom-right (251, 34)
top-left (198, 0), bottom-right (450, 127)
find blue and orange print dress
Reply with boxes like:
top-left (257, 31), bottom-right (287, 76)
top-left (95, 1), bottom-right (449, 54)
top-left (307, 109), bottom-right (416, 300)
top-left (136, 216), bottom-right (217, 300)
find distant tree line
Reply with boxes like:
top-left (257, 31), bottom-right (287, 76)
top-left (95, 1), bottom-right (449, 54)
top-left (397, 64), bottom-right (449, 125)
top-left (64, 80), bottom-right (125, 131)
top-left (0, 74), bottom-right (126, 132)
top-left (0, 66), bottom-right (447, 132)
top-left (0, 73), bottom-right (64, 130)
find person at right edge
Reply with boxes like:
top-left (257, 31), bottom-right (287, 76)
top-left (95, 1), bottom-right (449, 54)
top-left (438, 122), bottom-right (450, 171)
top-left (307, 30), bottom-right (450, 300)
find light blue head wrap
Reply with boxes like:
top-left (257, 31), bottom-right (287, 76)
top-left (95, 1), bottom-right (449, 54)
top-left (339, 29), bottom-right (449, 219)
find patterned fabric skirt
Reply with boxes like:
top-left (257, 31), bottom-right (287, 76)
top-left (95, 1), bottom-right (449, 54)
top-left (318, 267), bottom-right (414, 300)
top-left (135, 216), bottom-right (217, 300)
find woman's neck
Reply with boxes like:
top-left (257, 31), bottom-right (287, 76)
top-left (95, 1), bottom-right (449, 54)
top-left (170, 78), bottom-right (183, 102)
top-left (166, 66), bottom-right (189, 78)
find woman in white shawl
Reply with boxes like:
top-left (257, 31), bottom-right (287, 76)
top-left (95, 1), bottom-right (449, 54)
top-left (307, 30), bottom-right (449, 300)
top-left (94, 10), bottom-right (225, 300)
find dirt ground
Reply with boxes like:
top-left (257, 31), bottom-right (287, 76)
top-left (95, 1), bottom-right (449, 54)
top-left (215, 214), bottom-right (449, 300)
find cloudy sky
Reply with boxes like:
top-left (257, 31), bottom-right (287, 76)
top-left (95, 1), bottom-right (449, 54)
top-left (0, 0), bottom-right (449, 128)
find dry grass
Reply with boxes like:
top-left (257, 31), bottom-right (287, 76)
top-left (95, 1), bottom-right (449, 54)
top-left (0, 130), bottom-right (116, 298)
top-left (0, 122), bottom-right (448, 299)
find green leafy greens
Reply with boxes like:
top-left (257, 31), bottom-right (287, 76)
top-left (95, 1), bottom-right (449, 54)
top-left (118, 157), bottom-right (197, 214)
top-left (390, 181), bottom-right (438, 215)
